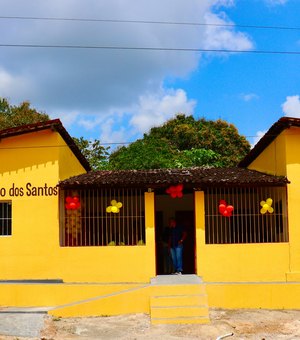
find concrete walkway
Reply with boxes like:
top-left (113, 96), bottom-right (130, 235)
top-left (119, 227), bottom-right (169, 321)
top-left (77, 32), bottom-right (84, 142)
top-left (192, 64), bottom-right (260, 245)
top-left (0, 307), bottom-right (52, 338)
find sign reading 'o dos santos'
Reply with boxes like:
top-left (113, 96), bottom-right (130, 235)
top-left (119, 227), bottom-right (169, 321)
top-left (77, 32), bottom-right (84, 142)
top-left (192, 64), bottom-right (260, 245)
top-left (0, 183), bottom-right (58, 197)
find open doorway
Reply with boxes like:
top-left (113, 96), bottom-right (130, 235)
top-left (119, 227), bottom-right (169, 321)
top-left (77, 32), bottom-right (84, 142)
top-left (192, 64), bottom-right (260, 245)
top-left (155, 192), bottom-right (196, 275)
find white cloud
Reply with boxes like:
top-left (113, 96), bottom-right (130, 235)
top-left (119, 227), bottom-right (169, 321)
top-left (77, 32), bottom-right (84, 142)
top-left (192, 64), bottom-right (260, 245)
top-left (0, 0), bottom-right (256, 144)
top-left (203, 12), bottom-right (253, 52)
top-left (240, 93), bottom-right (259, 102)
top-left (56, 111), bottom-right (80, 128)
top-left (71, 88), bottom-right (196, 143)
top-left (129, 88), bottom-right (196, 134)
top-left (0, 0), bottom-right (253, 115)
top-left (264, 0), bottom-right (288, 5)
top-left (282, 95), bottom-right (300, 118)
top-left (252, 130), bottom-right (267, 148)
top-left (0, 68), bottom-right (33, 101)
top-left (214, 0), bottom-right (235, 7)
top-left (98, 118), bottom-right (128, 145)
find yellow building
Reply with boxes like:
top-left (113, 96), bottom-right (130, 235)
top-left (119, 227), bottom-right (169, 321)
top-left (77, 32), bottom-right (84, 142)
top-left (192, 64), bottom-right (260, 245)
top-left (1, 116), bottom-right (300, 323)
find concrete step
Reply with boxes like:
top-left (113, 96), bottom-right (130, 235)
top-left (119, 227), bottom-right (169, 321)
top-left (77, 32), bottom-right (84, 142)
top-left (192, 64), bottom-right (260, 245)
top-left (151, 294), bottom-right (208, 307)
top-left (150, 276), bottom-right (210, 325)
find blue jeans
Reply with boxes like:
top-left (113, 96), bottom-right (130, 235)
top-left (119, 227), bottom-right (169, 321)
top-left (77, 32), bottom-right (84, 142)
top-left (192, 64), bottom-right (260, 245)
top-left (170, 244), bottom-right (183, 272)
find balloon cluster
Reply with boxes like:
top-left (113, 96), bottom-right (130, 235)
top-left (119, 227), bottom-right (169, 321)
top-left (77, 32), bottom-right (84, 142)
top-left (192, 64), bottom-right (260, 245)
top-left (65, 196), bottom-right (81, 210)
top-left (260, 198), bottom-right (274, 214)
top-left (219, 200), bottom-right (234, 217)
top-left (166, 184), bottom-right (184, 198)
top-left (106, 199), bottom-right (123, 213)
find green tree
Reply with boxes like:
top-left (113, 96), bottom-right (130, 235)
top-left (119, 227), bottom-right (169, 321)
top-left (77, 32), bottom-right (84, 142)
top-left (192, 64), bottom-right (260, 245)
top-left (73, 137), bottom-right (110, 170)
top-left (0, 98), bottom-right (50, 129)
top-left (109, 136), bottom-right (179, 170)
top-left (109, 114), bottom-right (250, 170)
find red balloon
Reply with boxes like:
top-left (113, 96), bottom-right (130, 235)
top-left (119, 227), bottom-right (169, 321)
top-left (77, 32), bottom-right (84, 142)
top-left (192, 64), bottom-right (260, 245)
top-left (223, 210), bottom-right (229, 217)
top-left (73, 196), bottom-right (79, 203)
top-left (219, 204), bottom-right (226, 213)
top-left (219, 199), bottom-right (227, 205)
top-left (69, 202), bottom-right (77, 209)
top-left (66, 196), bottom-right (72, 203)
top-left (227, 205), bottom-right (234, 213)
top-left (166, 184), bottom-right (183, 198)
top-left (176, 184), bottom-right (183, 191)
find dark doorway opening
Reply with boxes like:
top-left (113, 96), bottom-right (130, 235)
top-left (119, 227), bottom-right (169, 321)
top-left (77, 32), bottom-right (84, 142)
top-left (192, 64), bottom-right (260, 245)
top-left (155, 192), bottom-right (196, 275)
top-left (175, 210), bottom-right (195, 275)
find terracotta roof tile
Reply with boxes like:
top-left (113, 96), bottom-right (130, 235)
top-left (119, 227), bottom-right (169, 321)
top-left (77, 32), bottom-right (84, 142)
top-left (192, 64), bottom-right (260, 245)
top-left (59, 167), bottom-right (288, 189)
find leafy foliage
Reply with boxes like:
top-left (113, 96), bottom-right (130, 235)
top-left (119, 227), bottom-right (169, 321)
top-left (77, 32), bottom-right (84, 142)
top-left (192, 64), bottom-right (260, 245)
top-left (109, 114), bottom-right (250, 169)
top-left (73, 137), bottom-right (110, 170)
top-left (0, 98), bottom-right (251, 171)
top-left (109, 136), bottom-right (179, 170)
top-left (0, 97), bottom-right (50, 129)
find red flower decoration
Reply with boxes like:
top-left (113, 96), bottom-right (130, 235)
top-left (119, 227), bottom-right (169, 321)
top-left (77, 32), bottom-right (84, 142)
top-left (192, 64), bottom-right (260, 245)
top-left (218, 200), bottom-right (234, 217)
top-left (166, 184), bottom-right (184, 198)
top-left (65, 196), bottom-right (81, 210)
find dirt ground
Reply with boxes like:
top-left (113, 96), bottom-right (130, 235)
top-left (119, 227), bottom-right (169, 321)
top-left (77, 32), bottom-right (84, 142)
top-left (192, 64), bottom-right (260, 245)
top-left (2, 309), bottom-right (300, 340)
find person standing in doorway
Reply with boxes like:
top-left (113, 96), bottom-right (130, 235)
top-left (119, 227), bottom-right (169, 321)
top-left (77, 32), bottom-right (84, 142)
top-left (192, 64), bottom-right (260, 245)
top-left (168, 217), bottom-right (187, 275)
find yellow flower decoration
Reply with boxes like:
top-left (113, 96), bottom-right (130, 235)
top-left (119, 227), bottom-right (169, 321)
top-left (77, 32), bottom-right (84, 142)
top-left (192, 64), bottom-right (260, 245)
top-left (260, 198), bottom-right (274, 214)
top-left (106, 199), bottom-right (123, 213)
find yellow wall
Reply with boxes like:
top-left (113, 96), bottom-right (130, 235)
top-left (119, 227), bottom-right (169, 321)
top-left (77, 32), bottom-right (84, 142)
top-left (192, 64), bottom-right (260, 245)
top-left (283, 127), bottom-right (300, 279)
top-left (0, 130), bottom-right (156, 283)
top-left (1, 123), bottom-right (299, 288)
top-left (245, 126), bottom-right (300, 281)
top-left (194, 191), bottom-right (290, 282)
top-left (248, 132), bottom-right (287, 176)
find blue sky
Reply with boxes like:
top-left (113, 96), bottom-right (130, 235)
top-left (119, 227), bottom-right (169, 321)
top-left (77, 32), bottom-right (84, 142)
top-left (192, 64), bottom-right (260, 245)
top-left (0, 0), bottom-right (299, 149)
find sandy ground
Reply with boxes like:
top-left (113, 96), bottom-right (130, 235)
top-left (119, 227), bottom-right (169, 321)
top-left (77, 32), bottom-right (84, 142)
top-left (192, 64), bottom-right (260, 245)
top-left (1, 309), bottom-right (300, 340)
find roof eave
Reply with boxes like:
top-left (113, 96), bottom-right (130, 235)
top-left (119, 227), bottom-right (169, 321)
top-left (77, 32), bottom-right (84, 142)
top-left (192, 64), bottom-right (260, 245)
top-left (239, 116), bottom-right (300, 168)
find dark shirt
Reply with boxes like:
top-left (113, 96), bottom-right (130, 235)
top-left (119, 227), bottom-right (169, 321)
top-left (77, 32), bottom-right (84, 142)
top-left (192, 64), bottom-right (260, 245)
top-left (170, 225), bottom-right (184, 248)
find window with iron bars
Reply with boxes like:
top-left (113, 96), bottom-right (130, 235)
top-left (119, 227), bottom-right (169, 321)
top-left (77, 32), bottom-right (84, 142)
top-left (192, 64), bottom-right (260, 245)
top-left (205, 186), bottom-right (288, 244)
top-left (60, 188), bottom-right (145, 247)
top-left (0, 201), bottom-right (12, 236)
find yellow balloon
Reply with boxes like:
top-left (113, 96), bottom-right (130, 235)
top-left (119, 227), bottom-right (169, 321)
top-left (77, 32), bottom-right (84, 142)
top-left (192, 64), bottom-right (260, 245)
top-left (111, 206), bottom-right (118, 213)
top-left (266, 198), bottom-right (273, 206)
top-left (263, 203), bottom-right (269, 210)
top-left (268, 207), bottom-right (274, 214)
top-left (111, 200), bottom-right (117, 206)
top-left (260, 208), bottom-right (267, 214)
top-left (106, 206), bottom-right (112, 213)
top-left (116, 202), bottom-right (123, 208)
top-left (260, 201), bottom-right (265, 207)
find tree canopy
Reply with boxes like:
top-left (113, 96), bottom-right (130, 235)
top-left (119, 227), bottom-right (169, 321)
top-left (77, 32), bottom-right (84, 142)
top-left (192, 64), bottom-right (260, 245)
top-left (0, 98), bottom-right (251, 170)
top-left (0, 98), bottom-right (50, 129)
top-left (109, 114), bottom-right (250, 169)
top-left (72, 137), bottom-right (109, 170)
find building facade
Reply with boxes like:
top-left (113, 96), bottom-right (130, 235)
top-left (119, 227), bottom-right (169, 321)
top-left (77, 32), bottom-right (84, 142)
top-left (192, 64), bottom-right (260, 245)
top-left (1, 117), bottom-right (300, 320)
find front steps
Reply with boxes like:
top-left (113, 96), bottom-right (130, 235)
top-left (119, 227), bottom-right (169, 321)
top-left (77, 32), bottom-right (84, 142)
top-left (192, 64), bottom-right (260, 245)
top-left (150, 275), bottom-right (210, 324)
